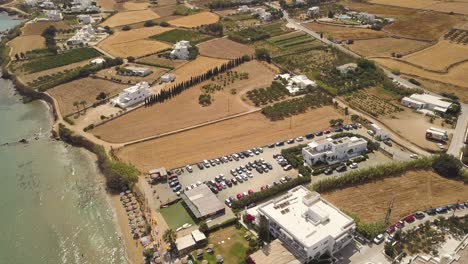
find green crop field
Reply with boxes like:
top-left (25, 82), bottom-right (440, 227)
top-left (260, 22), bottom-right (289, 36)
top-left (267, 32), bottom-right (320, 53)
top-left (150, 29), bottom-right (213, 44)
top-left (22, 48), bottom-right (101, 73)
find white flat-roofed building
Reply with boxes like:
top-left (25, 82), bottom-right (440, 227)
top-left (401, 94), bottom-right (453, 113)
top-left (180, 185), bottom-right (225, 220)
top-left (77, 14), bottom-right (94, 24)
top-left (278, 74), bottom-right (317, 95)
top-left (160, 73), bottom-right (176, 83)
top-left (41, 1), bottom-right (55, 9)
top-left (370, 123), bottom-right (389, 140)
top-left (259, 12), bottom-right (272, 21)
top-left (237, 5), bottom-right (251, 13)
top-left (66, 25), bottom-right (96, 46)
top-left (257, 186), bottom-right (355, 263)
top-left (336, 63), bottom-right (357, 74)
top-left (121, 66), bottom-right (151, 77)
top-left (170, 40), bottom-right (191, 60)
top-left (307, 6), bottom-right (320, 18)
top-left (44, 10), bottom-right (63, 21)
top-left (111, 81), bottom-right (150, 108)
top-left (302, 136), bottom-right (367, 166)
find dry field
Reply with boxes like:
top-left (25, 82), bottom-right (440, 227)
top-left (92, 60), bottom-right (278, 142)
top-left (96, 0), bottom-right (116, 11)
top-left (98, 26), bottom-right (172, 57)
top-left (7, 35), bottom-right (45, 55)
top-left (347, 37), bottom-right (430, 57)
top-left (116, 106), bottom-right (343, 170)
top-left (122, 1), bottom-right (149, 10)
top-left (198, 38), bottom-right (255, 59)
top-left (167, 12), bottom-right (219, 28)
top-left (370, 0), bottom-right (468, 15)
top-left (22, 21), bottom-right (70, 35)
top-left (100, 10), bottom-right (160, 27)
top-left (304, 22), bottom-right (387, 40)
top-left (152, 5), bottom-right (177, 17)
top-left (416, 78), bottom-right (468, 103)
top-left (15, 60), bottom-right (92, 85)
top-left (322, 170), bottom-right (468, 224)
top-left (48, 78), bottom-right (127, 116)
top-left (172, 56), bottom-right (229, 84)
top-left (403, 40), bottom-right (468, 71)
top-left (383, 11), bottom-right (463, 40)
top-left (137, 54), bottom-right (187, 68)
top-left (373, 58), bottom-right (468, 88)
top-left (95, 63), bottom-right (168, 84)
top-left (343, 1), bottom-right (416, 17)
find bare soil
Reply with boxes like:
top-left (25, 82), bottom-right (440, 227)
top-left (137, 54), bottom-right (187, 68)
top-left (322, 170), bottom-right (468, 224)
top-left (198, 38), bottom-right (255, 59)
top-left (116, 106), bottom-right (344, 170)
top-left (172, 56), bottom-right (229, 84)
top-left (370, 0), bottom-right (468, 15)
top-left (91, 60), bottom-right (278, 142)
top-left (303, 22), bottom-right (387, 40)
top-left (100, 9), bottom-right (160, 28)
top-left (403, 40), bottom-right (468, 71)
top-left (122, 1), bottom-right (149, 10)
top-left (95, 63), bottom-right (168, 85)
top-left (167, 11), bottom-right (219, 28)
top-left (7, 35), bottom-right (45, 56)
top-left (21, 21), bottom-right (70, 35)
top-left (96, 0), bottom-right (117, 11)
top-left (347, 37), bottom-right (430, 57)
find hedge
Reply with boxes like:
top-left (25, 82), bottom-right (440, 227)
top-left (232, 175), bottom-right (311, 209)
top-left (207, 217), bottom-right (238, 232)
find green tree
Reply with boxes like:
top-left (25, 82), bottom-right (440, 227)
top-left (144, 20), bottom-right (156, 27)
top-left (127, 56), bottom-right (135, 62)
top-left (384, 242), bottom-right (394, 257)
top-left (73, 101), bottom-right (80, 113)
top-left (255, 48), bottom-right (271, 63)
top-left (432, 154), bottom-right (462, 178)
top-left (122, 25), bottom-right (132, 31)
top-left (80, 100), bottom-right (87, 113)
top-left (199, 221), bottom-right (208, 233)
top-left (258, 215), bottom-right (271, 242)
top-left (163, 229), bottom-right (177, 245)
top-left (96, 92), bottom-right (107, 100)
top-left (344, 107), bottom-right (349, 115)
top-left (351, 114), bottom-right (360, 123)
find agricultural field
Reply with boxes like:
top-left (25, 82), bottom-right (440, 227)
top-left (246, 82), bottom-right (289, 107)
top-left (116, 106), bottom-right (344, 170)
top-left (304, 22), bottom-right (387, 40)
top-left (100, 9), bottom-right (160, 28)
top-left (260, 22), bottom-right (292, 36)
top-left (167, 12), bottom-right (219, 28)
top-left (7, 35), bottom-right (45, 56)
top-left (19, 48), bottom-right (101, 73)
top-left (151, 5), bottom-right (177, 18)
top-left (343, 90), bottom-right (403, 118)
top-left (137, 54), bottom-right (186, 69)
top-left (267, 31), bottom-right (322, 54)
top-left (150, 29), bottom-right (213, 44)
top-left (416, 78), bottom-right (468, 103)
top-left (323, 170), bottom-right (468, 224)
top-left (347, 37), bottom-right (430, 57)
top-left (444, 28), bottom-right (468, 45)
top-left (403, 40), bottom-right (468, 72)
top-left (48, 78), bottom-right (127, 116)
top-left (96, 0), bottom-right (116, 11)
top-left (172, 56), bottom-right (229, 84)
top-left (369, 0), bottom-right (468, 15)
top-left (122, 1), bottom-right (149, 11)
top-left (198, 38), bottom-right (255, 59)
top-left (21, 21), bottom-right (70, 35)
top-left (92, 60), bottom-right (277, 142)
top-left (95, 63), bottom-right (168, 85)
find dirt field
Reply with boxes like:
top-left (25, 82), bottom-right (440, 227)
top-left (198, 38), bottom-right (255, 59)
top-left (21, 21), bottom-right (70, 35)
top-left (167, 12), bottom-right (219, 28)
top-left (48, 78), bottom-right (127, 116)
top-left (92, 60), bottom-right (278, 142)
top-left (123, 1), bottom-right (149, 10)
top-left (322, 170), bottom-right (468, 224)
top-left (137, 54), bottom-right (187, 68)
top-left (370, 0), bottom-right (468, 15)
top-left (15, 60), bottom-right (92, 85)
top-left (152, 5), bottom-right (177, 17)
top-left (173, 56), bottom-right (229, 84)
top-left (347, 37), bottom-right (430, 57)
top-left (343, 1), bottom-right (416, 17)
top-left (383, 11), bottom-right (463, 41)
top-left (116, 106), bottom-right (343, 170)
top-left (403, 40), bottom-right (468, 71)
top-left (95, 63), bottom-right (168, 85)
top-left (7, 35), bottom-right (45, 56)
top-left (373, 58), bottom-right (468, 88)
top-left (416, 78), bottom-right (468, 103)
top-left (98, 26), bottom-right (172, 57)
top-left (304, 22), bottom-right (387, 40)
top-left (100, 10), bottom-right (160, 27)
top-left (96, 0), bottom-right (116, 11)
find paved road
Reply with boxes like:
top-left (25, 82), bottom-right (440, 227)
top-left (276, 9), bottom-right (468, 158)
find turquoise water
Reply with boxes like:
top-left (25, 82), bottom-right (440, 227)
top-left (0, 14), bottom-right (127, 264)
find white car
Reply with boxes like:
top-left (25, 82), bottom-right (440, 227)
top-left (296, 136), bottom-right (304, 142)
top-left (367, 130), bottom-right (375, 136)
top-left (410, 154), bottom-right (419, 159)
top-left (349, 163), bottom-right (358, 169)
top-left (196, 181), bottom-right (202, 186)
top-left (186, 165), bottom-right (193, 173)
top-left (373, 234), bottom-right (384, 244)
top-left (437, 143), bottom-right (445, 149)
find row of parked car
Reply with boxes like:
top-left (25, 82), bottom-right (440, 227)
top-left (373, 202), bottom-right (468, 244)
top-left (193, 148), bottom-right (265, 171)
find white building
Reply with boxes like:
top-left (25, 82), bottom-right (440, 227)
top-left (41, 1), bottom-right (55, 9)
top-left (44, 10), bottom-right (63, 21)
top-left (370, 123), bottom-right (389, 140)
top-left (401, 94), bottom-right (453, 114)
top-left (256, 186), bottom-right (355, 263)
top-left (77, 14), bottom-right (94, 24)
top-left (90, 57), bottom-right (106, 65)
top-left (278, 74), bottom-right (317, 95)
top-left (336, 63), bottom-right (358, 74)
top-left (66, 25), bottom-right (96, 46)
top-left (25, 0), bottom-right (38, 6)
top-left (356, 12), bottom-right (375, 24)
top-left (307, 6), bottom-right (320, 18)
top-left (237, 5), bottom-right (251, 13)
top-left (121, 66), bottom-right (151, 77)
top-left (160, 73), bottom-right (176, 83)
top-left (302, 136), bottom-right (367, 166)
top-left (170, 40), bottom-right (191, 60)
top-left (111, 81), bottom-right (150, 109)
top-left (259, 12), bottom-right (272, 21)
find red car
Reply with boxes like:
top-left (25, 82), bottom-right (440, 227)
top-left (324, 130), bottom-right (331, 134)
top-left (386, 225), bottom-right (395, 234)
top-left (261, 185), bottom-right (268, 191)
top-left (404, 215), bottom-right (415, 223)
top-left (395, 220), bottom-right (404, 228)
top-left (237, 193), bottom-right (243, 199)
top-left (248, 189), bottom-right (254, 195)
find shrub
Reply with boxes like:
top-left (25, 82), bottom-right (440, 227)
top-left (159, 21), bottom-right (169, 27)
top-left (408, 78), bottom-right (421, 86)
top-left (432, 154), bottom-right (462, 179)
top-left (122, 25), bottom-right (131, 31)
top-left (144, 20), bottom-right (156, 27)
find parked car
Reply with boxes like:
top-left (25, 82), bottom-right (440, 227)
top-left (414, 211), bottom-right (425, 219)
top-left (236, 176), bottom-right (243, 183)
top-left (336, 165), bottom-right (347, 172)
top-left (395, 220), bottom-right (404, 228)
top-left (197, 163), bottom-right (204, 170)
top-left (367, 130), bottom-right (375, 136)
top-left (373, 234), bottom-right (384, 244)
top-left (404, 215), bottom-right (415, 223)
top-left (410, 154), bottom-right (419, 159)
top-left (436, 207), bottom-right (448, 214)
top-left (287, 139), bottom-right (295, 144)
top-left (296, 136), bottom-right (304, 142)
top-left (221, 181), bottom-right (227, 189)
top-left (231, 178), bottom-right (238, 185)
top-left (315, 131), bottom-right (323, 136)
top-left (280, 177), bottom-right (287, 183)
top-left (386, 225), bottom-right (395, 234)
top-left (225, 199), bottom-right (232, 207)
top-left (383, 140), bottom-right (392, 147)
top-left (283, 164), bottom-right (292, 171)
top-left (237, 193), bottom-right (243, 199)
top-left (324, 168), bottom-right (333, 175)
top-left (323, 130), bottom-right (331, 134)
top-left (248, 189), bottom-right (254, 195)
top-left (349, 163), bottom-right (358, 169)
top-left (268, 143), bottom-right (275, 148)
top-left (210, 186), bottom-right (218, 194)
top-left (226, 180), bottom-right (233, 187)
top-left (305, 133), bottom-right (315, 139)
top-left (275, 141), bottom-right (285, 147)
top-left (172, 185), bottom-right (181, 192)
top-left (425, 208), bottom-right (437, 215)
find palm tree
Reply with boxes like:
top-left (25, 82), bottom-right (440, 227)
top-left (73, 101), bottom-right (80, 113)
top-left (163, 228), bottom-right (177, 245)
top-left (80, 100), bottom-right (87, 113)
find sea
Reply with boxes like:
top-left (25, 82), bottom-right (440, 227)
top-left (0, 12), bottom-right (127, 264)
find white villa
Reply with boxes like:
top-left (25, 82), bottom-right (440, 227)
top-left (160, 73), bottom-right (176, 83)
top-left (254, 186), bottom-right (355, 263)
top-left (401, 94), bottom-right (453, 114)
top-left (120, 66), bottom-right (151, 77)
top-left (44, 10), bottom-right (63, 21)
top-left (336, 63), bottom-right (358, 75)
top-left (111, 81), bottom-right (150, 109)
top-left (66, 25), bottom-right (96, 46)
top-left (237, 5), bottom-right (251, 13)
top-left (90, 58), bottom-right (106, 65)
top-left (307, 6), bottom-right (320, 18)
top-left (278, 74), bottom-right (316, 95)
top-left (40, 1), bottom-right (55, 9)
top-left (170, 40), bottom-right (191, 60)
top-left (77, 14), bottom-right (94, 24)
top-left (356, 12), bottom-right (376, 24)
top-left (302, 136), bottom-right (367, 166)
top-left (71, 0), bottom-right (100, 13)
top-left (259, 12), bottom-right (272, 21)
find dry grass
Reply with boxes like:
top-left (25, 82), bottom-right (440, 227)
top-left (322, 170), bottom-right (468, 224)
top-left (7, 35), bottom-right (45, 56)
top-left (95, 63), bottom-right (168, 84)
top-left (21, 21), bottom-right (70, 35)
top-left (373, 58), bottom-right (468, 88)
top-left (416, 78), bottom-right (468, 103)
top-left (167, 11), bottom-right (219, 28)
top-left (303, 22), bottom-right (386, 40)
top-left (96, 0), bottom-right (116, 11)
top-left (123, 1), bottom-right (149, 10)
top-left (48, 78), bottom-right (127, 116)
top-left (152, 5), bottom-right (177, 17)
top-left (173, 56), bottom-right (229, 84)
top-left (137, 54), bottom-right (187, 68)
top-left (15, 60), bottom-right (92, 85)
top-left (92, 60), bottom-right (278, 142)
top-left (100, 9), bottom-right (160, 28)
top-left (98, 26), bottom-right (173, 57)
top-left (403, 40), bottom-right (468, 71)
top-left (198, 38), bottom-right (255, 59)
top-left (347, 37), bottom-right (430, 57)
top-left (370, 0), bottom-right (468, 15)
top-left (116, 106), bottom-right (343, 170)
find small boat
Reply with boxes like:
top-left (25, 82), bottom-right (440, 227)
top-left (182, 223), bottom-right (192, 229)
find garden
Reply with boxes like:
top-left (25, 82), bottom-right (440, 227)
top-left (246, 81), bottom-right (289, 106)
top-left (344, 90), bottom-right (404, 118)
top-left (267, 31), bottom-right (320, 54)
top-left (21, 48), bottom-right (101, 73)
top-left (150, 29), bottom-right (213, 44)
top-left (159, 201), bottom-right (196, 230)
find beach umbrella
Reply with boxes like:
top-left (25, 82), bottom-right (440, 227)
top-left (127, 193), bottom-right (134, 198)
top-left (125, 206), bottom-right (132, 212)
top-left (202, 260), bottom-right (208, 264)
top-left (125, 190), bottom-right (131, 194)
top-left (133, 209), bottom-right (141, 214)
top-left (137, 216), bottom-right (144, 222)
top-left (216, 255), bottom-right (223, 263)
top-left (140, 228), bottom-right (146, 233)
top-left (128, 214), bottom-right (135, 220)
top-left (131, 200), bottom-right (138, 205)
top-left (138, 221), bottom-right (145, 228)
